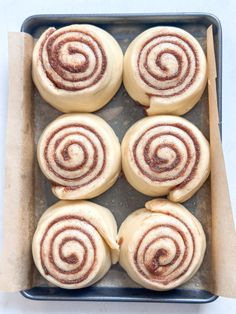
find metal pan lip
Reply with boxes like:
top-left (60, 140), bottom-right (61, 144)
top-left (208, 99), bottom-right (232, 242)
top-left (20, 287), bottom-right (218, 303)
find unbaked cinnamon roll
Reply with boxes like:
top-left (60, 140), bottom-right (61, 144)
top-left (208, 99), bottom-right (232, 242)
top-left (123, 26), bottom-right (207, 115)
top-left (32, 200), bottom-right (119, 289)
top-left (37, 113), bottom-right (121, 199)
top-left (121, 115), bottom-right (210, 203)
top-left (32, 24), bottom-right (123, 112)
top-left (118, 199), bottom-right (206, 291)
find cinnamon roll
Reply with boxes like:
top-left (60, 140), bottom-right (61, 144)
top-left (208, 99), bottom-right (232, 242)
top-left (32, 200), bottom-right (119, 289)
top-left (118, 199), bottom-right (206, 291)
top-left (123, 26), bottom-right (207, 115)
top-left (37, 113), bottom-right (121, 199)
top-left (32, 24), bottom-right (123, 112)
top-left (121, 115), bottom-right (210, 203)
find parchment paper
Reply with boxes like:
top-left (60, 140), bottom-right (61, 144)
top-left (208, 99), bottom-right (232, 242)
top-left (0, 25), bottom-right (235, 298)
top-left (207, 26), bottom-right (236, 298)
top-left (0, 33), bottom-right (34, 291)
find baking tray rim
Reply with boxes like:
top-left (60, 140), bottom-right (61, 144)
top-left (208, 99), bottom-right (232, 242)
top-left (19, 12), bottom-right (221, 303)
top-left (20, 287), bottom-right (218, 303)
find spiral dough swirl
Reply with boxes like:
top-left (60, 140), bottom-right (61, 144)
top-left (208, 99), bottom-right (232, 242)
top-left (39, 27), bottom-right (107, 91)
top-left (40, 215), bottom-right (98, 285)
top-left (121, 116), bottom-right (210, 202)
top-left (44, 123), bottom-right (105, 188)
top-left (133, 123), bottom-right (199, 186)
top-left (123, 26), bottom-right (207, 115)
top-left (138, 33), bottom-right (198, 97)
top-left (37, 114), bottom-right (121, 200)
top-left (134, 216), bottom-right (195, 285)
top-left (32, 200), bottom-right (119, 289)
top-left (32, 25), bottom-right (123, 113)
top-left (118, 199), bottom-right (206, 291)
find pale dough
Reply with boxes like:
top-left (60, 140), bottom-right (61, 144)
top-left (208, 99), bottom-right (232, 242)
top-left (32, 200), bottom-right (119, 289)
top-left (37, 113), bottom-right (121, 199)
top-left (121, 115), bottom-right (210, 202)
top-left (118, 199), bottom-right (206, 291)
top-left (123, 26), bottom-right (207, 115)
top-left (32, 24), bottom-right (123, 112)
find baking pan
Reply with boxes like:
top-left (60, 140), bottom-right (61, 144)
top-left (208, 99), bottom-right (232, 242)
top-left (20, 13), bottom-right (222, 303)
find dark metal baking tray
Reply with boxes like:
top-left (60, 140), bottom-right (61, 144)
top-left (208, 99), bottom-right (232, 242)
top-left (20, 13), bottom-right (222, 303)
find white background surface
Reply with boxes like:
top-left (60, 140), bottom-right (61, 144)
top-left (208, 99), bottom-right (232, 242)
top-left (0, 0), bottom-right (236, 313)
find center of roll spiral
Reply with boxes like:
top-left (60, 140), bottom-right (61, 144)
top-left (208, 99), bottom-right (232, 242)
top-left (138, 33), bottom-right (199, 97)
top-left (59, 237), bottom-right (84, 265)
top-left (60, 47), bottom-right (89, 72)
top-left (154, 49), bottom-right (182, 79)
top-left (40, 215), bottom-right (99, 284)
top-left (146, 248), bottom-right (168, 274)
top-left (39, 28), bottom-right (107, 91)
top-left (145, 143), bottom-right (181, 172)
top-left (60, 141), bottom-right (88, 166)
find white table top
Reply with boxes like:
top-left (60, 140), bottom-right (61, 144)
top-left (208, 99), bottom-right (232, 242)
top-left (0, 0), bottom-right (236, 312)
